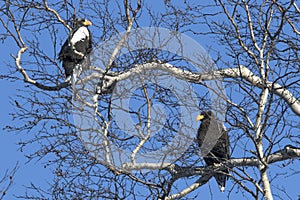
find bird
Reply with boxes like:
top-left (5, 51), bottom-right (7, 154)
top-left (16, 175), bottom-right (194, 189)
top-left (196, 111), bottom-right (230, 192)
top-left (59, 18), bottom-right (92, 81)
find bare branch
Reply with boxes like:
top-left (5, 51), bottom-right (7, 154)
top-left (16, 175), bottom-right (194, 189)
top-left (106, 0), bottom-right (141, 69)
top-left (14, 47), bottom-right (70, 90)
top-left (123, 146), bottom-right (300, 175)
top-left (97, 63), bottom-right (300, 116)
top-left (217, 0), bottom-right (259, 65)
top-left (159, 145), bottom-right (300, 200)
top-left (43, 0), bottom-right (71, 31)
top-left (163, 175), bottom-right (211, 200)
top-left (0, 163), bottom-right (18, 200)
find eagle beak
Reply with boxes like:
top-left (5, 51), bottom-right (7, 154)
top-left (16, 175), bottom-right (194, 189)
top-left (83, 20), bottom-right (92, 26)
top-left (196, 114), bottom-right (205, 121)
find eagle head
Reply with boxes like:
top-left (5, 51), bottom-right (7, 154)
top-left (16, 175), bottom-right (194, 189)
top-left (196, 111), bottom-right (213, 121)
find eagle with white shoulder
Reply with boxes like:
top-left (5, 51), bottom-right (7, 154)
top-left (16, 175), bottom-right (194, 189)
top-left (59, 18), bottom-right (92, 81)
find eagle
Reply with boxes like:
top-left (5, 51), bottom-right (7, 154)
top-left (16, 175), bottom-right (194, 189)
top-left (196, 111), bottom-right (230, 192)
top-left (59, 18), bottom-right (92, 80)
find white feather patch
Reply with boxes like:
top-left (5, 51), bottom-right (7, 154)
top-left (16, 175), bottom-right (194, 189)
top-left (219, 186), bottom-right (225, 192)
top-left (70, 26), bottom-right (89, 44)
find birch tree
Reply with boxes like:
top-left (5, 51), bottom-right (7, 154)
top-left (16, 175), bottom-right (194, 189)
top-left (1, 0), bottom-right (299, 199)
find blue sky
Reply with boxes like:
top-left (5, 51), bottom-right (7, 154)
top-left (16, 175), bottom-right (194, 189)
top-left (1, 1), bottom-right (300, 199)
top-left (1, 37), bottom-right (299, 200)
top-left (0, 83), bottom-right (39, 198)
top-left (0, 46), bottom-right (53, 198)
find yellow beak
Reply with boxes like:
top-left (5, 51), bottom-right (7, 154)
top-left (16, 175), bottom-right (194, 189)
top-left (196, 114), bottom-right (205, 121)
top-left (83, 20), bottom-right (92, 26)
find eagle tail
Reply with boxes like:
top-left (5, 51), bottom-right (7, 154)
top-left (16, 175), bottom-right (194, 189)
top-left (215, 173), bottom-right (227, 192)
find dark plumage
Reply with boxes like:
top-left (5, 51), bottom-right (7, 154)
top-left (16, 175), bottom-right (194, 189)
top-left (196, 111), bottom-right (230, 192)
top-left (59, 18), bottom-right (92, 78)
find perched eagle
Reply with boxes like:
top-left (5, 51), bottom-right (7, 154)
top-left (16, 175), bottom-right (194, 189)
top-left (196, 111), bottom-right (230, 192)
top-left (59, 18), bottom-right (92, 80)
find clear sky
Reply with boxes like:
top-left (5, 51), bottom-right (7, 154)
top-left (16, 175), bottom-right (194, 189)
top-left (0, 41), bottom-right (54, 198)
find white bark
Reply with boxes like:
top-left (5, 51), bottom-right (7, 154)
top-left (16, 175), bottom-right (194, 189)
top-left (255, 86), bottom-right (273, 200)
top-left (123, 145), bottom-right (300, 172)
top-left (103, 63), bottom-right (300, 116)
top-left (123, 145), bottom-right (300, 200)
top-left (14, 59), bottom-right (300, 117)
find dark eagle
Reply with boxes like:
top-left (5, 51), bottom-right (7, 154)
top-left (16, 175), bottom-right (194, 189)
top-left (196, 111), bottom-right (230, 192)
top-left (59, 18), bottom-right (92, 80)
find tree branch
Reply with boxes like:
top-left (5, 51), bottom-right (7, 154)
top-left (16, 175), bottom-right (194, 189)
top-left (123, 145), bottom-right (300, 200)
top-left (163, 174), bottom-right (212, 200)
top-left (43, 0), bottom-right (71, 31)
top-left (15, 60), bottom-right (300, 116)
top-left (14, 47), bottom-right (70, 90)
top-left (123, 145), bottom-right (300, 173)
top-left (122, 145), bottom-right (300, 199)
top-left (113, 63), bottom-right (300, 116)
